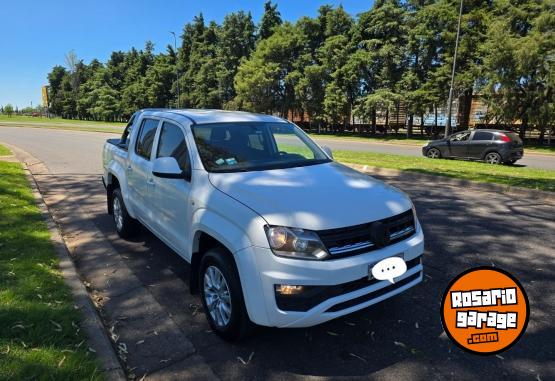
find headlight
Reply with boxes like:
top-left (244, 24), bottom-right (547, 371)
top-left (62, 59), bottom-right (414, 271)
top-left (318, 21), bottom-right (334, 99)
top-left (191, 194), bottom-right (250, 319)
top-left (265, 226), bottom-right (329, 260)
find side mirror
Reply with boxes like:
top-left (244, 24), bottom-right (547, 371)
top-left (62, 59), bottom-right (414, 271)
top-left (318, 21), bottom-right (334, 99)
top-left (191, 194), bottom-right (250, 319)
top-left (152, 157), bottom-right (190, 181)
top-left (322, 146), bottom-right (333, 159)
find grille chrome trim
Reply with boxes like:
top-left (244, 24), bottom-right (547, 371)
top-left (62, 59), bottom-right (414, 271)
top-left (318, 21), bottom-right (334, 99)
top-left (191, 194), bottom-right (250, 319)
top-left (319, 209), bottom-right (416, 258)
top-left (328, 241), bottom-right (374, 255)
top-left (389, 226), bottom-right (415, 240)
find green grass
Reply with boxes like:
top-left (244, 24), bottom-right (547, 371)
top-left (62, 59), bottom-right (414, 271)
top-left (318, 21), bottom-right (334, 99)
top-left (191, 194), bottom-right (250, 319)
top-left (0, 144), bottom-right (11, 156)
top-left (333, 150), bottom-right (555, 192)
top-left (0, 115), bottom-right (125, 127)
top-left (0, 161), bottom-right (102, 380)
top-left (308, 132), bottom-right (428, 145)
top-left (0, 115), bottom-right (124, 134)
top-left (308, 132), bottom-right (555, 155)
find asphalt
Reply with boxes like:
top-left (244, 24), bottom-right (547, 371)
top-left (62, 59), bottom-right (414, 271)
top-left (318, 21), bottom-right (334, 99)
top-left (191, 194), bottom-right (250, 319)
top-left (1, 126), bottom-right (554, 381)
top-left (1, 124), bottom-right (554, 170)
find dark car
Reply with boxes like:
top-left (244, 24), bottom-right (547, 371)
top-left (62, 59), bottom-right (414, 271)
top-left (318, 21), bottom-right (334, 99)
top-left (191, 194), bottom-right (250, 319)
top-left (422, 129), bottom-right (524, 164)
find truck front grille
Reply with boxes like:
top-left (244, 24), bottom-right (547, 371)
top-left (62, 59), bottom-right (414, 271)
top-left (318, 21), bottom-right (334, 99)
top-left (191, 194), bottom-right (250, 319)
top-left (317, 209), bottom-right (416, 258)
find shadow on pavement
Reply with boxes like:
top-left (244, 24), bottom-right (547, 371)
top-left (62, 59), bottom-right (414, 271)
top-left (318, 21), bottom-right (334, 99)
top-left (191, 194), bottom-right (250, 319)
top-left (36, 173), bottom-right (555, 381)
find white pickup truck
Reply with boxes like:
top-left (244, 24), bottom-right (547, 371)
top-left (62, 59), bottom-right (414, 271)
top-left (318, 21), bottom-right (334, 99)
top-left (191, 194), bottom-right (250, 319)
top-left (103, 109), bottom-right (424, 340)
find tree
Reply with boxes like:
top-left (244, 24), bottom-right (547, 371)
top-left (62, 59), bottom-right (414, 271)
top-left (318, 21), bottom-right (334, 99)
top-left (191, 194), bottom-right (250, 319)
top-left (480, 0), bottom-right (554, 141)
top-left (352, 0), bottom-right (408, 133)
top-left (4, 104), bottom-right (14, 117)
top-left (258, 1), bottom-right (282, 40)
top-left (235, 23), bottom-right (306, 116)
top-left (217, 11), bottom-right (256, 107)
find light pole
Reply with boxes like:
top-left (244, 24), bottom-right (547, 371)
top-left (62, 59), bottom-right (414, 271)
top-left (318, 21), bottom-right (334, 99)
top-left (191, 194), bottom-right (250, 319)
top-left (170, 31), bottom-right (180, 109)
top-left (444, 0), bottom-right (464, 138)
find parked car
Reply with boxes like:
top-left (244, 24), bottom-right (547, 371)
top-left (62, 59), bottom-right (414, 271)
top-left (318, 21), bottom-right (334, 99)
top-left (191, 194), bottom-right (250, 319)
top-left (102, 109), bottom-right (424, 340)
top-left (422, 129), bottom-right (524, 164)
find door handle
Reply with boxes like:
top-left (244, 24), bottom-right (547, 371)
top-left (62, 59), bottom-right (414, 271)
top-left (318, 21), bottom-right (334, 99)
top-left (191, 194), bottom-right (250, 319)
top-left (127, 165), bottom-right (132, 172)
top-left (147, 178), bottom-right (155, 186)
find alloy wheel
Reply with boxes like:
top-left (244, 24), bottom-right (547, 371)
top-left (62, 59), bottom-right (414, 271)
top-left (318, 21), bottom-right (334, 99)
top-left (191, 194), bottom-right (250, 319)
top-left (113, 197), bottom-right (124, 231)
top-left (203, 265), bottom-right (232, 327)
top-left (485, 153), bottom-right (501, 164)
top-left (427, 148), bottom-right (440, 159)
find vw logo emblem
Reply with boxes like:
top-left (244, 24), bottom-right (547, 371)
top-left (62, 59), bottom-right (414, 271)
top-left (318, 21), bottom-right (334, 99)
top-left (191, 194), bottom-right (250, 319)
top-left (370, 221), bottom-right (390, 248)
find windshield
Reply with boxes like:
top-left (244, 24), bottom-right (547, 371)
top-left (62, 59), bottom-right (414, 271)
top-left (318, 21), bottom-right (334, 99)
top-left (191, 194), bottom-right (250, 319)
top-left (191, 122), bottom-right (331, 173)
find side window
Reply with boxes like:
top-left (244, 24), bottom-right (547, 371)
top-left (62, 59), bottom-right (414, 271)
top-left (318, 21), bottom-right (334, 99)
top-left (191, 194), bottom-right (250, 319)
top-left (135, 118), bottom-right (159, 160)
top-left (473, 131), bottom-right (493, 141)
top-left (157, 122), bottom-right (190, 173)
top-left (450, 132), bottom-right (471, 142)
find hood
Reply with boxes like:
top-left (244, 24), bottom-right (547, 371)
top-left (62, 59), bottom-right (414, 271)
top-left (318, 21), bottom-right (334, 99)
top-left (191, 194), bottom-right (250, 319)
top-left (208, 162), bottom-right (412, 230)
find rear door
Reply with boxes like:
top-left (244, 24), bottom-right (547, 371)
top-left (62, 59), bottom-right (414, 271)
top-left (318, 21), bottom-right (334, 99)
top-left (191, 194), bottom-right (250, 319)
top-left (448, 131), bottom-right (471, 157)
top-left (149, 121), bottom-right (193, 257)
top-left (128, 117), bottom-right (161, 223)
top-left (468, 131), bottom-right (494, 158)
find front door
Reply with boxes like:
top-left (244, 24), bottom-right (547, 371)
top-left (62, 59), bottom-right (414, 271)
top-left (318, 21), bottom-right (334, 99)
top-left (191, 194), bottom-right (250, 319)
top-left (150, 121), bottom-right (193, 258)
top-left (448, 131), bottom-right (471, 157)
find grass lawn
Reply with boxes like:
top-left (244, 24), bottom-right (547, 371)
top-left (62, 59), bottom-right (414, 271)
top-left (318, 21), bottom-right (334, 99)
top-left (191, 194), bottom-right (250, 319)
top-left (0, 144), bottom-right (11, 156)
top-left (333, 150), bottom-right (555, 192)
top-left (0, 160), bottom-right (102, 380)
top-left (0, 115), bottom-right (125, 127)
top-left (308, 132), bottom-right (555, 155)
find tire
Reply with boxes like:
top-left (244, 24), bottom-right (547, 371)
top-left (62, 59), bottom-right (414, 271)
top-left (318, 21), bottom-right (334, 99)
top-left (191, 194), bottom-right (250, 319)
top-left (484, 152), bottom-right (502, 165)
top-left (426, 148), bottom-right (441, 159)
top-left (199, 247), bottom-right (254, 341)
top-left (112, 188), bottom-right (138, 238)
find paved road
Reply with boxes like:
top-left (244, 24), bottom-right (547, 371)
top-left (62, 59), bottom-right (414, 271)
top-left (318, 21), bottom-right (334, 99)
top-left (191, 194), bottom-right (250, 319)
top-left (1, 126), bottom-right (554, 381)
top-left (1, 124), bottom-right (554, 170)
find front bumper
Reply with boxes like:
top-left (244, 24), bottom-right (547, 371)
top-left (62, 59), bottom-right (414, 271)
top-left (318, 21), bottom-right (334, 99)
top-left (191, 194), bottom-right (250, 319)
top-left (234, 221), bottom-right (425, 328)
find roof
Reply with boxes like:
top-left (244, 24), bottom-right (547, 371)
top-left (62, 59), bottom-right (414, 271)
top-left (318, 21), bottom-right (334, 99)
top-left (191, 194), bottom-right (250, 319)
top-left (140, 108), bottom-right (287, 125)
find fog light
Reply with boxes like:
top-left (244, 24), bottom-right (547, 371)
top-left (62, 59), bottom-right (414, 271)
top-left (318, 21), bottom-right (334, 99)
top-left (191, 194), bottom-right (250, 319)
top-left (275, 285), bottom-right (305, 295)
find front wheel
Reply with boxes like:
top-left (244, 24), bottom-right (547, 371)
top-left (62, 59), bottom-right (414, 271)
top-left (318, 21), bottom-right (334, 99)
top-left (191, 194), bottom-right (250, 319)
top-left (484, 152), bottom-right (502, 164)
top-left (426, 148), bottom-right (441, 159)
top-left (199, 247), bottom-right (254, 341)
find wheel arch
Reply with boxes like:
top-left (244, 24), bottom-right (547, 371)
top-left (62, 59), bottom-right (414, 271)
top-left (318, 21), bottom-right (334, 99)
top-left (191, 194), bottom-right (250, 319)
top-left (190, 230), bottom-right (237, 294)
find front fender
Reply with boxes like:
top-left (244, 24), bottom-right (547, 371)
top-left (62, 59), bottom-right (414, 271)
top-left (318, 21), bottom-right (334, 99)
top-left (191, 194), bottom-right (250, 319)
top-left (191, 208), bottom-right (260, 255)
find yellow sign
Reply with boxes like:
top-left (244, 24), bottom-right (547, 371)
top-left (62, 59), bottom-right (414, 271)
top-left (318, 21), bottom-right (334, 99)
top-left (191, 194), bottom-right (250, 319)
top-left (41, 86), bottom-right (49, 107)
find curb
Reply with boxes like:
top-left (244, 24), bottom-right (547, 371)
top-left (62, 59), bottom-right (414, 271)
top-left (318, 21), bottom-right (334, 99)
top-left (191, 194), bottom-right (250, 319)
top-left (346, 163), bottom-right (555, 203)
top-left (2, 142), bottom-right (126, 381)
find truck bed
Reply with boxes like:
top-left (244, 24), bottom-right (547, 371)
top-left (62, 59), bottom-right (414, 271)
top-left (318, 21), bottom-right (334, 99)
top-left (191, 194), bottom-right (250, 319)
top-left (106, 138), bottom-right (128, 151)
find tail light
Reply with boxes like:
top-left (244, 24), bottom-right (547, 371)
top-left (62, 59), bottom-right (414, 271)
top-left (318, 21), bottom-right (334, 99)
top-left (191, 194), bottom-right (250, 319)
top-left (499, 134), bottom-right (511, 143)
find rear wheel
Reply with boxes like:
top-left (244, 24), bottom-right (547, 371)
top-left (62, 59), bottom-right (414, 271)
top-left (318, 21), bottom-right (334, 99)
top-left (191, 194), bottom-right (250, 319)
top-left (199, 247), bottom-right (253, 341)
top-left (426, 148), bottom-right (441, 159)
top-left (112, 188), bottom-right (138, 238)
top-left (484, 152), bottom-right (502, 164)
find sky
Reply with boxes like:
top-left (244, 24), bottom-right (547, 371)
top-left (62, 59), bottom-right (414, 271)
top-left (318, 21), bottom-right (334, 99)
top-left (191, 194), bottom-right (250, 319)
top-left (0, 0), bottom-right (373, 109)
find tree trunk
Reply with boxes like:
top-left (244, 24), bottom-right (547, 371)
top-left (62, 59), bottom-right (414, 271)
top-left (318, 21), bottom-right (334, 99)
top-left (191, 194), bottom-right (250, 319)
top-left (434, 105), bottom-right (438, 138)
top-left (457, 88), bottom-right (473, 130)
top-left (407, 114), bottom-right (413, 138)
top-left (384, 109), bottom-right (389, 137)
top-left (519, 115), bottom-right (528, 140)
top-left (420, 113), bottom-right (424, 136)
top-left (371, 109), bottom-right (377, 135)
top-left (538, 125), bottom-right (545, 145)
